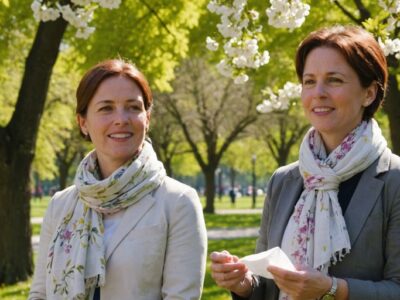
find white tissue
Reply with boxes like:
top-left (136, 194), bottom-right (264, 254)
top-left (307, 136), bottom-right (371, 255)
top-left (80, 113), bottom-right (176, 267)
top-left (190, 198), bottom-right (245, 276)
top-left (239, 247), bottom-right (295, 279)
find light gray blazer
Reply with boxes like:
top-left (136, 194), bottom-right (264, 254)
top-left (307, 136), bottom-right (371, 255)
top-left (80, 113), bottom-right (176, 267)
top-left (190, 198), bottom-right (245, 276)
top-left (29, 177), bottom-right (207, 300)
top-left (241, 148), bottom-right (400, 300)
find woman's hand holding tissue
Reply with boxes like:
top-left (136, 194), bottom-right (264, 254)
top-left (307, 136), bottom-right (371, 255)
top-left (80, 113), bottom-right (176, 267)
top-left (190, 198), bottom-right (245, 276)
top-left (210, 250), bottom-right (253, 298)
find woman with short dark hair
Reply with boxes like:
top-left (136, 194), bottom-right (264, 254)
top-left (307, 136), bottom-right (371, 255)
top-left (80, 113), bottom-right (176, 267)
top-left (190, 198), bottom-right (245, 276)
top-left (29, 59), bottom-right (207, 300)
top-left (211, 25), bottom-right (400, 300)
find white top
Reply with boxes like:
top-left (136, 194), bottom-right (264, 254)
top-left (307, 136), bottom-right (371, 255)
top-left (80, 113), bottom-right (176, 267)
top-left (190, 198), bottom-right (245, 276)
top-left (103, 210), bottom-right (124, 247)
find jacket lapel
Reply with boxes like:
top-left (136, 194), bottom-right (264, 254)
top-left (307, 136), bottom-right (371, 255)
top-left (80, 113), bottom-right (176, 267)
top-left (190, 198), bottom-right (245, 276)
top-left (269, 168), bottom-right (303, 248)
top-left (105, 193), bottom-right (156, 261)
top-left (344, 148), bottom-right (390, 246)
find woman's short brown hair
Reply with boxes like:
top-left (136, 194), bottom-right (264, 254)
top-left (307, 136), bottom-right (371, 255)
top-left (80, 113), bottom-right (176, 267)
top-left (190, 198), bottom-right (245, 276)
top-left (76, 59), bottom-right (153, 117)
top-left (295, 25), bottom-right (388, 120)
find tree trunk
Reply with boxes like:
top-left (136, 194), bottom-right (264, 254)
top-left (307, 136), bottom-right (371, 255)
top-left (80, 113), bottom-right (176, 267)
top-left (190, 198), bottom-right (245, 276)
top-left (0, 17), bottom-right (68, 284)
top-left (385, 74), bottom-right (400, 155)
top-left (164, 157), bottom-right (173, 177)
top-left (203, 168), bottom-right (216, 213)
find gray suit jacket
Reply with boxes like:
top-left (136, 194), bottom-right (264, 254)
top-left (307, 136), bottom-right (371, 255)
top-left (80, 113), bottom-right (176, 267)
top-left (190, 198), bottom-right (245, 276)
top-left (237, 148), bottom-right (400, 300)
top-left (29, 177), bottom-right (207, 300)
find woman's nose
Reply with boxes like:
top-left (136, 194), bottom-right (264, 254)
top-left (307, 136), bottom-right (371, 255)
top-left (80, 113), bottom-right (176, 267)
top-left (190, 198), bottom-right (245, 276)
top-left (114, 109), bottom-right (129, 125)
top-left (312, 81), bottom-right (327, 99)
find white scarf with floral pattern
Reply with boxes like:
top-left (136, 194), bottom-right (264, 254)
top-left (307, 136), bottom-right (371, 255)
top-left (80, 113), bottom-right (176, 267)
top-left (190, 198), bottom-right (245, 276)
top-left (46, 141), bottom-right (166, 300)
top-left (279, 119), bottom-right (386, 300)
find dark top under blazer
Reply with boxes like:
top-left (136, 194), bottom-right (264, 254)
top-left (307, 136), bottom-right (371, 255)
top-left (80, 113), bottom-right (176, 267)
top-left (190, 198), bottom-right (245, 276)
top-left (234, 148), bottom-right (400, 300)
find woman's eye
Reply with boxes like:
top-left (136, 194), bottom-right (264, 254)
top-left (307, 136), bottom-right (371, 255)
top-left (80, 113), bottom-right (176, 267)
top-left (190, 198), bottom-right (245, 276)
top-left (303, 79), bottom-right (314, 86)
top-left (328, 77), bottom-right (343, 84)
top-left (99, 106), bottom-right (112, 112)
top-left (129, 105), bottom-right (143, 111)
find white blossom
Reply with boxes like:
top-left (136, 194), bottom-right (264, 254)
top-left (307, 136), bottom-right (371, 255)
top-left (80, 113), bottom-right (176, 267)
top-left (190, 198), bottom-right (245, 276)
top-left (234, 74), bottom-right (249, 84)
top-left (206, 36), bottom-right (219, 51)
top-left (216, 60), bottom-right (233, 78)
top-left (256, 101), bottom-right (274, 113)
top-left (266, 0), bottom-right (310, 30)
top-left (248, 9), bottom-right (259, 20)
top-left (260, 50), bottom-right (270, 65)
top-left (378, 0), bottom-right (400, 14)
top-left (96, 0), bottom-right (121, 9)
top-left (71, 0), bottom-right (92, 6)
top-left (31, 0), bottom-right (42, 21)
top-left (41, 7), bottom-right (60, 21)
top-left (257, 82), bottom-right (301, 113)
top-left (76, 26), bottom-right (95, 39)
top-left (379, 37), bottom-right (400, 58)
top-left (31, 0), bottom-right (121, 39)
top-left (206, 0), bottom-right (270, 84)
top-left (232, 55), bottom-right (247, 68)
top-left (207, 0), bottom-right (219, 13)
top-left (233, 0), bottom-right (247, 9)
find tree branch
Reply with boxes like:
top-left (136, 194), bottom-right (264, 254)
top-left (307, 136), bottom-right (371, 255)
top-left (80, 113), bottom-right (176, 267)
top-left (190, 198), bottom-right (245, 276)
top-left (332, 0), bottom-right (361, 24)
top-left (353, 0), bottom-right (371, 22)
top-left (138, 0), bottom-right (174, 36)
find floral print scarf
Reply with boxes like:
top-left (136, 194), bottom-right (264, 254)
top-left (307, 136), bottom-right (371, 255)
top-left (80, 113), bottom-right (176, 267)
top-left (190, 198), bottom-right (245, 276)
top-left (46, 141), bottom-right (166, 299)
top-left (279, 119), bottom-right (386, 300)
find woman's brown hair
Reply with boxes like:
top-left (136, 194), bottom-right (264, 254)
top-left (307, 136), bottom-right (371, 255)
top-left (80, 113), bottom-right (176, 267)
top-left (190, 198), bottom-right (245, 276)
top-left (295, 25), bottom-right (388, 120)
top-left (76, 59), bottom-right (153, 117)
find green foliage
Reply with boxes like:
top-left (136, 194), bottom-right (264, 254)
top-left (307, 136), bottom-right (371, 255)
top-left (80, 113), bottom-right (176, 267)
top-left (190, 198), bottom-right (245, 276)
top-left (31, 196), bottom-right (51, 218)
top-left (222, 138), bottom-right (276, 175)
top-left (0, 0), bottom-right (36, 66)
top-left (72, 0), bottom-right (206, 91)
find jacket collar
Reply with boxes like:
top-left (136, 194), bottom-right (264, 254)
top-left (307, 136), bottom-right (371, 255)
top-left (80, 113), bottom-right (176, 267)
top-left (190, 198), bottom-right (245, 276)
top-left (344, 148), bottom-right (391, 246)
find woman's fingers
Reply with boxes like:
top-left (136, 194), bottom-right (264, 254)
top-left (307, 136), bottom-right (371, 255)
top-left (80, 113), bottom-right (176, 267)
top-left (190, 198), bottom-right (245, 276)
top-left (210, 251), bottom-right (233, 263)
top-left (267, 265), bottom-right (331, 300)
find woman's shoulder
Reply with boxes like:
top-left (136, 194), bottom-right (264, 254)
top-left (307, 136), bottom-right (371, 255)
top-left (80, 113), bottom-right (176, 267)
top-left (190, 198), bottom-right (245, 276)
top-left (389, 152), bottom-right (400, 171)
top-left (382, 151), bottom-right (400, 186)
top-left (154, 177), bottom-right (203, 220)
top-left (49, 185), bottom-right (79, 212)
top-left (157, 176), bottom-right (198, 197)
top-left (271, 161), bottom-right (300, 181)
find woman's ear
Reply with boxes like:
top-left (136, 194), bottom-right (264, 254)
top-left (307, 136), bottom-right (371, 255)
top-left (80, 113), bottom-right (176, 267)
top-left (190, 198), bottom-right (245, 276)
top-left (77, 114), bottom-right (88, 136)
top-left (363, 81), bottom-right (378, 107)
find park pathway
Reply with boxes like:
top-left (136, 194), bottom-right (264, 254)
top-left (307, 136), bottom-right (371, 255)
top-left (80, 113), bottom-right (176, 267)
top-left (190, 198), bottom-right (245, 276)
top-left (31, 208), bottom-right (262, 251)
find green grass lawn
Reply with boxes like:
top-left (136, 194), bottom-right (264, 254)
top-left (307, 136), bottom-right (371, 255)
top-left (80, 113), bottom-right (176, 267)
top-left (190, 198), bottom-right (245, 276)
top-left (205, 213), bottom-right (261, 228)
top-left (30, 214), bottom-right (261, 236)
top-left (202, 195), bottom-right (265, 210)
top-left (30, 196), bottom-right (51, 218)
top-left (0, 281), bottom-right (31, 300)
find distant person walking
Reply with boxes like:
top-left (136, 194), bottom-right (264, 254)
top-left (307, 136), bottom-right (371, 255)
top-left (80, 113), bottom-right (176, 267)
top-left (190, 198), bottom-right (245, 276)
top-left (229, 188), bottom-right (236, 206)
